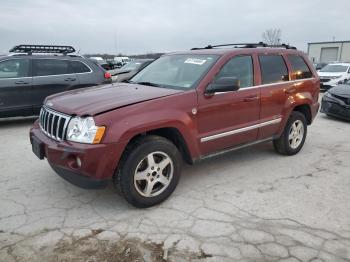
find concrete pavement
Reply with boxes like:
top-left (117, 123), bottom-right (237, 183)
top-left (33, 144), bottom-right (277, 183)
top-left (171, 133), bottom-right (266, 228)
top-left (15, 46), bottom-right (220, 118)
top-left (0, 112), bottom-right (349, 261)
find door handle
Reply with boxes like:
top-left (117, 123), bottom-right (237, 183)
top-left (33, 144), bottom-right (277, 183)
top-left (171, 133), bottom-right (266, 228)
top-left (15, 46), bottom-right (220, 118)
top-left (15, 80), bottom-right (29, 85)
top-left (243, 96), bottom-right (259, 102)
top-left (64, 77), bottom-right (76, 81)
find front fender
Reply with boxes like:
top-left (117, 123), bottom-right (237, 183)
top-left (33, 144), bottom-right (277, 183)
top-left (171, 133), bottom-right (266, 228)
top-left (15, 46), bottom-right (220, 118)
top-left (94, 92), bottom-right (200, 160)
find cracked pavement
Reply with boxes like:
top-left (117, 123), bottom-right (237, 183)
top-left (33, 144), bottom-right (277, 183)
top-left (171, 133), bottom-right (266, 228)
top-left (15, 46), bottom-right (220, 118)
top-left (0, 110), bottom-right (350, 261)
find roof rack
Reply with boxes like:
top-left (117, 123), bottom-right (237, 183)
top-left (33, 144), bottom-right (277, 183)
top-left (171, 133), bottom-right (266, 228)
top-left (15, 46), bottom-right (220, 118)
top-left (191, 42), bottom-right (297, 50)
top-left (9, 45), bottom-right (76, 55)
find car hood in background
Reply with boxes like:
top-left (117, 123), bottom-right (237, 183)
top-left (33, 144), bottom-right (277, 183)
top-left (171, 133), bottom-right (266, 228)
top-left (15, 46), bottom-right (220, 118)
top-left (329, 84), bottom-right (350, 97)
top-left (109, 68), bottom-right (132, 76)
top-left (318, 72), bottom-right (346, 77)
top-left (45, 83), bottom-right (183, 116)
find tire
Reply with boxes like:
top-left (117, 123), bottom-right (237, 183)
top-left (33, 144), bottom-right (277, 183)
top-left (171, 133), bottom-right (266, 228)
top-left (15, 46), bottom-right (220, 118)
top-left (273, 111), bottom-right (307, 156)
top-left (114, 135), bottom-right (182, 208)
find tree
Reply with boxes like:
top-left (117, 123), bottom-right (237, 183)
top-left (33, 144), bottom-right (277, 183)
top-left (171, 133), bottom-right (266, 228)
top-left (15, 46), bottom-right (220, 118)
top-left (262, 28), bottom-right (282, 45)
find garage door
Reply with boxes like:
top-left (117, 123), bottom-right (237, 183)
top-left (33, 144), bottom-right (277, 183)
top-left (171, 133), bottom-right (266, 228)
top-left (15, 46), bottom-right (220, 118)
top-left (320, 47), bottom-right (338, 62)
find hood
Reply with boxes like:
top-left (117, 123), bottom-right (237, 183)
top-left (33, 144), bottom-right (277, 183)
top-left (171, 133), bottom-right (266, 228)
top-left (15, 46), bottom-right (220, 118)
top-left (45, 83), bottom-right (183, 116)
top-left (328, 84), bottom-right (350, 97)
top-left (318, 71), bottom-right (346, 77)
top-left (109, 68), bottom-right (132, 76)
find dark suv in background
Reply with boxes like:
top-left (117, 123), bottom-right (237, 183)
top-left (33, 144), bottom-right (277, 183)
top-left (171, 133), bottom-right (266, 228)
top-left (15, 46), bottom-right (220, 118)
top-left (0, 45), bottom-right (111, 118)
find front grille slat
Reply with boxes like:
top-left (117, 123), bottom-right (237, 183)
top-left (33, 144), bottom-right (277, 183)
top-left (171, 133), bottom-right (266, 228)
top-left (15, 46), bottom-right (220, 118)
top-left (56, 117), bottom-right (61, 140)
top-left (39, 106), bottom-right (71, 141)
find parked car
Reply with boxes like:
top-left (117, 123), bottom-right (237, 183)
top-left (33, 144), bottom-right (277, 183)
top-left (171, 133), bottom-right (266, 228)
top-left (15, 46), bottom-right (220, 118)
top-left (114, 56), bottom-right (130, 66)
top-left (106, 59), bottom-right (122, 70)
top-left (89, 58), bottom-right (111, 71)
top-left (318, 63), bottom-right (350, 91)
top-left (109, 59), bottom-right (154, 82)
top-left (321, 82), bottom-right (350, 120)
top-left (30, 42), bottom-right (319, 207)
top-left (0, 45), bottom-right (112, 118)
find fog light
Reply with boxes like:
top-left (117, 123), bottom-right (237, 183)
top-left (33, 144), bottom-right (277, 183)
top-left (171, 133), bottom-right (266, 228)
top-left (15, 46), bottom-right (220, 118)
top-left (76, 157), bottom-right (82, 167)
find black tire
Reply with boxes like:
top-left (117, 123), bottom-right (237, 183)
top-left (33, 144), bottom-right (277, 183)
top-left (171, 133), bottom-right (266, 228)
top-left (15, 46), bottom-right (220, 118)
top-left (114, 135), bottom-right (182, 208)
top-left (273, 111), bottom-right (307, 155)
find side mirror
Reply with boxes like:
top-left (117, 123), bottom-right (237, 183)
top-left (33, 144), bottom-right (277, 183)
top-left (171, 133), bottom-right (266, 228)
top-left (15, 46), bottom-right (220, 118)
top-left (206, 77), bottom-right (240, 95)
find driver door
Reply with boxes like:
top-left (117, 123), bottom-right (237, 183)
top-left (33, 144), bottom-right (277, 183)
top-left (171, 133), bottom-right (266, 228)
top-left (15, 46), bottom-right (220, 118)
top-left (197, 55), bottom-right (260, 155)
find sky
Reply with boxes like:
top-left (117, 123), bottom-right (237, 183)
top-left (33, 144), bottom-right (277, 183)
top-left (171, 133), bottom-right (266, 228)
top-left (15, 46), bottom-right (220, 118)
top-left (0, 0), bottom-right (349, 55)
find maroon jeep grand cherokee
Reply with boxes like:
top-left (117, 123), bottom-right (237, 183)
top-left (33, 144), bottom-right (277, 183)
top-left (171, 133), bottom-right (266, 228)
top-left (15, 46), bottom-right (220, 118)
top-left (30, 43), bottom-right (320, 207)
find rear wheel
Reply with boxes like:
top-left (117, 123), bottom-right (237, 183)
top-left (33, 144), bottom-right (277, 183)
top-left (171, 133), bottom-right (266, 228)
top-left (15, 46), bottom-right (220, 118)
top-left (273, 111), bottom-right (307, 155)
top-left (114, 135), bottom-right (182, 208)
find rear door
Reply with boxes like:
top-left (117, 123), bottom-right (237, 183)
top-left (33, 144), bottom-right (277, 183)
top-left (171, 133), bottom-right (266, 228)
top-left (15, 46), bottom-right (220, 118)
top-left (32, 58), bottom-right (78, 114)
top-left (257, 54), bottom-right (292, 139)
top-left (0, 58), bottom-right (32, 117)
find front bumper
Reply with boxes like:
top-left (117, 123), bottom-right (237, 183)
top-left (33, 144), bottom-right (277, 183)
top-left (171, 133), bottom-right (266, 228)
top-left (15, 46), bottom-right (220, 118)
top-left (30, 121), bottom-right (123, 189)
top-left (321, 97), bottom-right (350, 120)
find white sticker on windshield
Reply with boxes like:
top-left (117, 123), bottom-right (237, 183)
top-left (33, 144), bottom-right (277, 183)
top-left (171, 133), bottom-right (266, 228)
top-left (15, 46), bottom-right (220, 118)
top-left (184, 58), bottom-right (207, 65)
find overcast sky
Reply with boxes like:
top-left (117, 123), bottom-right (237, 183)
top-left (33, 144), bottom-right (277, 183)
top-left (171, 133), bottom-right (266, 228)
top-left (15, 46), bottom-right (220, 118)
top-left (0, 0), bottom-right (349, 55)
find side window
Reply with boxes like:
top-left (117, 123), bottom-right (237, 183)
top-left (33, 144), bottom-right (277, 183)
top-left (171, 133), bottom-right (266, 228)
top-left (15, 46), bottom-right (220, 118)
top-left (0, 59), bottom-right (29, 79)
top-left (33, 59), bottom-right (72, 76)
top-left (259, 55), bottom-right (289, 84)
top-left (71, 61), bottom-right (91, 73)
top-left (288, 55), bottom-right (313, 79)
top-left (216, 55), bottom-right (254, 88)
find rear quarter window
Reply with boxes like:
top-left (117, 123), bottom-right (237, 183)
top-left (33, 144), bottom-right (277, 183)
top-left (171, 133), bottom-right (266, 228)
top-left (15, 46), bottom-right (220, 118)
top-left (287, 55), bottom-right (313, 79)
top-left (259, 55), bottom-right (289, 84)
top-left (71, 61), bottom-right (91, 73)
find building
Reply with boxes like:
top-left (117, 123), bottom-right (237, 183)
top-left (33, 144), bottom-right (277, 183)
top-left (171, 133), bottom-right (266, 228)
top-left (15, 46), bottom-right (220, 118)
top-left (307, 41), bottom-right (350, 63)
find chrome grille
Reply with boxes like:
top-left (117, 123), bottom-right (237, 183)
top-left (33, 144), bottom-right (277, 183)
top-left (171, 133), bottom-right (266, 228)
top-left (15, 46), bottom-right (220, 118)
top-left (39, 106), bottom-right (71, 141)
top-left (320, 78), bottom-right (330, 83)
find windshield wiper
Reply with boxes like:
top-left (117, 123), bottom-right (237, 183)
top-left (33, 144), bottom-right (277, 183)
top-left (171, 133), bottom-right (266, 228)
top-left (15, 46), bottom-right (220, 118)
top-left (134, 81), bottom-right (161, 87)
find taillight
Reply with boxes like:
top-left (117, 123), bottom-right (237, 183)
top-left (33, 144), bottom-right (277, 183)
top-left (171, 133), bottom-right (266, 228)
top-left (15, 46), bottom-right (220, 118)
top-left (104, 72), bottom-right (111, 79)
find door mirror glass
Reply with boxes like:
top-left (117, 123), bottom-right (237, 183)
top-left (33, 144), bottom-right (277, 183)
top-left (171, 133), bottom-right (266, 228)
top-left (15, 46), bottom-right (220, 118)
top-left (206, 77), bottom-right (240, 94)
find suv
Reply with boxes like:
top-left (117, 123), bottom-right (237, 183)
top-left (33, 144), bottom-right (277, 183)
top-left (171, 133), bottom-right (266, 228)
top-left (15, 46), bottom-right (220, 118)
top-left (30, 43), bottom-right (320, 208)
top-left (0, 45), bottom-right (111, 118)
top-left (318, 63), bottom-right (350, 91)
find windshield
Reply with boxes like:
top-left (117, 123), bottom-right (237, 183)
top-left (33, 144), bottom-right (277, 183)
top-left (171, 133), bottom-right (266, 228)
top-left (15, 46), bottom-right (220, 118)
top-left (121, 61), bottom-right (143, 71)
top-left (319, 64), bottom-right (349, 73)
top-left (130, 54), bottom-right (219, 90)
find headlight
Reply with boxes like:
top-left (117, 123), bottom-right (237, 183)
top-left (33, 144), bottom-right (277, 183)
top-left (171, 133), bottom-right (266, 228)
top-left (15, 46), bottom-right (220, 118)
top-left (66, 116), bottom-right (105, 144)
top-left (324, 92), bottom-right (334, 99)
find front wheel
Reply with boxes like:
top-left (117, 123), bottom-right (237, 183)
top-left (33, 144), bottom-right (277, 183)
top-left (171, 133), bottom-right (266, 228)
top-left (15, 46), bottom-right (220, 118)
top-left (273, 111), bottom-right (307, 155)
top-left (115, 136), bottom-right (182, 208)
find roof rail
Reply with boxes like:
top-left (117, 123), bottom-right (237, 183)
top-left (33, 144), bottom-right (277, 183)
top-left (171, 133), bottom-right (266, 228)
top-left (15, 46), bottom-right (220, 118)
top-left (191, 42), bottom-right (297, 50)
top-left (9, 45), bottom-right (76, 55)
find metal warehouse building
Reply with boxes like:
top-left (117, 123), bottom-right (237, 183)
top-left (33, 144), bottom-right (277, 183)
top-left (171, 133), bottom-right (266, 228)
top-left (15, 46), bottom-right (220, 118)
top-left (308, 41), bottom-right (350, 63)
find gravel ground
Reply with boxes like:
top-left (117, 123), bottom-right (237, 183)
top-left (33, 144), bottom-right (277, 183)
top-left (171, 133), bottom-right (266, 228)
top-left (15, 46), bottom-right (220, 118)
top-left (0, 107), bottom-right (350, 261)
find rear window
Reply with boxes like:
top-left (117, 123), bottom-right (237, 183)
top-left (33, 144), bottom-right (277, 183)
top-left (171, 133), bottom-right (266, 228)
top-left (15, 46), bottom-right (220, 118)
top-left (71, 61), bottom-right (91, 73)
top-left (33, 59), bottom-right (72, 76)
top-left (259, 55), bottom-right (289, 84)
top-left (288, 55), bottom-right (313, 79)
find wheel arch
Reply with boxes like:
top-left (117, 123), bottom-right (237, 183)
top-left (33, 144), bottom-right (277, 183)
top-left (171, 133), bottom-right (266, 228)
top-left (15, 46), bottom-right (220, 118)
top-left (292, 104), bottom-right (312, 125)
top-left (122, 127), bottom-right (194, 165)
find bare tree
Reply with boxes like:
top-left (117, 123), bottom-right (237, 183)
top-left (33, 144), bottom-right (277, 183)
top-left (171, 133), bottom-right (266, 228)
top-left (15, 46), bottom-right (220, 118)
top-left (262, 28), bottom-right (282, 45)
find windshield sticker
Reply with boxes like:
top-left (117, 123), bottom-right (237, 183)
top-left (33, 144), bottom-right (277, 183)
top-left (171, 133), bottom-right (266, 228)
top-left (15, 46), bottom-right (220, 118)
top-left (184, 58), bottom-right (207, 65)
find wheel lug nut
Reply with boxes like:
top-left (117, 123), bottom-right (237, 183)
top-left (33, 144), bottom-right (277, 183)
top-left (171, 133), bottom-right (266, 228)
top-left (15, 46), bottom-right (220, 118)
top-left (151, 167), bottom-right (154, 170)
top-left (147, 173), bottom-right (150, 176)
top-left (157, 175), bottom-right (159, 178)
top-left (157, 168), bottom-right (160, 171)
top-left (151, 178), bottom-right (154, 181)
